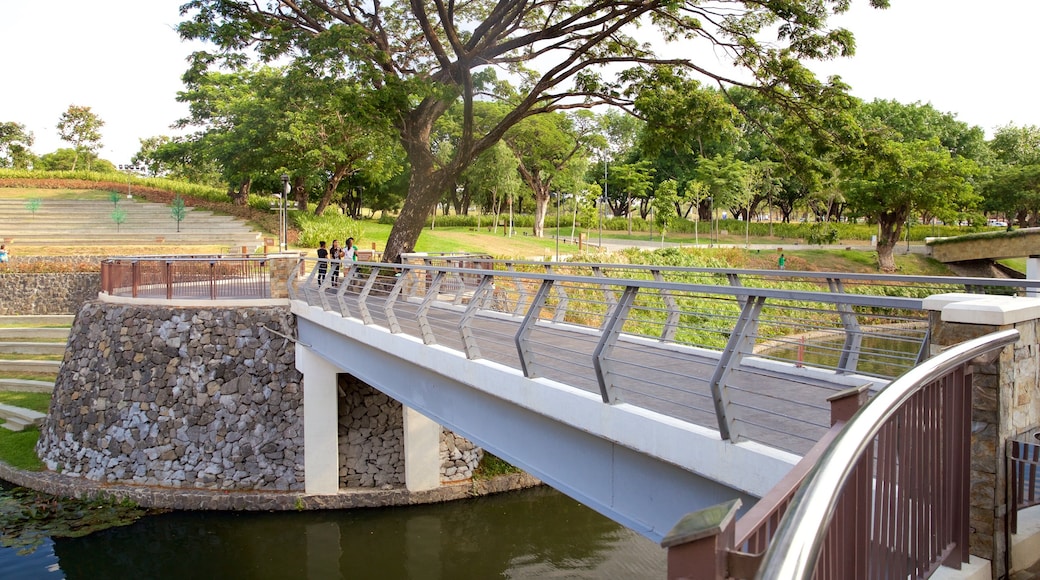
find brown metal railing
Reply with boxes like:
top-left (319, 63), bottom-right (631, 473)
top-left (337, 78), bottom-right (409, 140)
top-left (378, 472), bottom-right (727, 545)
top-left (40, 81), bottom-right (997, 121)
top-left (754, 328), bottom-right (1019, 580)
top-left (662, 329), bottom-right (1019, 580)
top-left (1010, 431), bottom-right (1040, 534)
top-left (100, 256), bottom-right (272, 300)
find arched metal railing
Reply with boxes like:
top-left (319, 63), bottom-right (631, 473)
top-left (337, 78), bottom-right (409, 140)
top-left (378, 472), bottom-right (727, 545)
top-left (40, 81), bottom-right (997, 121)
top-left (755, 328), bottom-right (1020, 579)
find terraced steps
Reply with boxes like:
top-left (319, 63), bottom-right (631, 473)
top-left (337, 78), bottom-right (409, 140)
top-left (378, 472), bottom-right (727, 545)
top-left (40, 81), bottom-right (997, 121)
top-left (0, 199), bottom-right (265, 248)
top-left (0, 316), bottom-right (69, 396)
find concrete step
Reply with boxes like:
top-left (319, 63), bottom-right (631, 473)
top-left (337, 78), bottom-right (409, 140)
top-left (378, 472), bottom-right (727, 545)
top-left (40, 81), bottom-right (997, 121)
top-left (0, 360), bottom-right (61, 373)
top-left (0, 342), bottom-right (65, 355)
top-left (0, 378), bottom-right (54, 393)
top-left (0, 328), bottom-right (70, 340)
top-left (0, 403), bottom-right (47, 432)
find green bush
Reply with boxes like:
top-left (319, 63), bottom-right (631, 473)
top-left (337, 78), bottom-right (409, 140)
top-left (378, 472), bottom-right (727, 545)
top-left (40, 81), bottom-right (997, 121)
top-left (294, 211), bottom-right (363, 248)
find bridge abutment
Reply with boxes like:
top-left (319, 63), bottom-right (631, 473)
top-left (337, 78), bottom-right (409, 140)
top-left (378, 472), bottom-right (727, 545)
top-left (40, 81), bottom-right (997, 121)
top-left (926, 293), bottom-right (1040, 577)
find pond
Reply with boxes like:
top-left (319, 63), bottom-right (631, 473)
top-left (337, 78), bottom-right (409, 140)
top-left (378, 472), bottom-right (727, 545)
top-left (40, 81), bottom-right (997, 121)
top-left (0, 485), bottom-right (666, 579)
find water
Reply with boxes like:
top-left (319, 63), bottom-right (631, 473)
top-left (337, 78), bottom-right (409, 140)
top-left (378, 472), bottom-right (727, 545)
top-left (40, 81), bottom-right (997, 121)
top-left (0, 486), bottom-right (666, 579)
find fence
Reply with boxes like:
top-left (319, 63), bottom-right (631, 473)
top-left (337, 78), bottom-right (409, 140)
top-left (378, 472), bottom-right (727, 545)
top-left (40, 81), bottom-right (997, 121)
top-left (100, 256), bottom-right (272, 300)
top-left (752, 328), bottom-right (1020, 580)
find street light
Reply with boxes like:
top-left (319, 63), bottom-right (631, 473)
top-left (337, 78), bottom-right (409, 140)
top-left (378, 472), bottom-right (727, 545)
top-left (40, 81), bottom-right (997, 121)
top-left (117, 164), bottom-right (140, 198)
top-left (708, 196), bottom-right (714, 247)
top-left (554, 191), bottom-right (561, 262)
top-left (280, 174), bottom-right (290, 252)
top-left (598, 196), bottom-right (605, 249)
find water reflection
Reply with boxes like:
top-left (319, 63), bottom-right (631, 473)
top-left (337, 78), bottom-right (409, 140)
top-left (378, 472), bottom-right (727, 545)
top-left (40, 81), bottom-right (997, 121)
top-left (34, 487), bottom-right (664, 579)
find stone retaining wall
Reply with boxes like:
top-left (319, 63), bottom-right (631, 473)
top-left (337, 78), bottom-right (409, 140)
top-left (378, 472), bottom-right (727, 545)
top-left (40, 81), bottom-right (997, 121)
top-left (37, 300), bottom-right (486, 496)
top-left (337, 374), bottom-right (483, 488)
top-left (0, 272), bottom-right (99, 315)
top-left (37, 301), bottom-right (305, 491)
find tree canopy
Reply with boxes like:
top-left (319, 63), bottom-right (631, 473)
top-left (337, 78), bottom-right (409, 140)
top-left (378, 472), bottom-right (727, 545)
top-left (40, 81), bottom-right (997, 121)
top-left (179, 0), bottom-right (889, 261)
top-left (56, 105), bottom-right (104, 172)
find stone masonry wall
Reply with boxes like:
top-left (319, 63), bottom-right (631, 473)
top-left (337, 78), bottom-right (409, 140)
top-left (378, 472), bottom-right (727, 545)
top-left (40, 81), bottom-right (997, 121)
top-left (930, 313), bottom-right (1040, 567)
top-left (0, 272), bottom-right (99, 315)
top-left (37, 301), bottom-right (305, 491)
top-left (338, 374), bottom-right (405, 488)
top-left (337, 374), bottom-right (484, 488)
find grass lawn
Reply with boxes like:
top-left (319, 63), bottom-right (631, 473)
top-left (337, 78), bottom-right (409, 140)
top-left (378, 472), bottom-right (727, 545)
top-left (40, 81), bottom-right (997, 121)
top-left (0, 391), bottom-right (52, 413)
top-left (0, 427), bottom-right (43, 471)
top-left (0, 188), bottom-right (115, 200)
top-left (0, 393), bottom-right (50, 471)
top-left (0, 353), bottom-right (62, 362)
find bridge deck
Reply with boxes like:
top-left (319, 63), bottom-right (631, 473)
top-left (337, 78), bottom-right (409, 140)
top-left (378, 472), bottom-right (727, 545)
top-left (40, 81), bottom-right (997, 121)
top-left (320, 287), bottom-right (850, 456)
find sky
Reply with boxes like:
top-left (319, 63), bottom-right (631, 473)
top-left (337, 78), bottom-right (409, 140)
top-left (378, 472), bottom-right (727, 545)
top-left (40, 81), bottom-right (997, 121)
top-left (2, 1), bottom-right (1039, 165)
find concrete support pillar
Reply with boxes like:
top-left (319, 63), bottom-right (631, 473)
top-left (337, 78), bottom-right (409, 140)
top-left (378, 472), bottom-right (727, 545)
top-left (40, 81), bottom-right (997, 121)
top-left (1027, 256), bottom-right (1040, 298)
top-left (297, 344), bottom-right (341, 495)
top-left (924, 293), bottom-right (1040, 577)
top-left (403, 406), bottom-right (441, 492)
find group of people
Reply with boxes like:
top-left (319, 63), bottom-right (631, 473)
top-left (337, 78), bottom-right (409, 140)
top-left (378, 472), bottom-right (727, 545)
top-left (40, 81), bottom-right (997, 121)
top-left (316, 237), bottom-right (357, 286)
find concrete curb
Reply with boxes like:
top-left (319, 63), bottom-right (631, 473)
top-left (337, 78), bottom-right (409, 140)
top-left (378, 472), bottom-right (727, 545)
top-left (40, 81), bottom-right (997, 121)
top-left (0, 461), bottom-right (542, 511)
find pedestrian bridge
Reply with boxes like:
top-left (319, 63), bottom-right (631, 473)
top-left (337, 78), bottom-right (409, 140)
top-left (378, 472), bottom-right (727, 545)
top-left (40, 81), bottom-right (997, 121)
top-left (928, 226), bottom-right (1040, 263)
top-left (283, 256), bottom-right (1031, 545)
top-left (100, 253), bottom-right (1040, 577)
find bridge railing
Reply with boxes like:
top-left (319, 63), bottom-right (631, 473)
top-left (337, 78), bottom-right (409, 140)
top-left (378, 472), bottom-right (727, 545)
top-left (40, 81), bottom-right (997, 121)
top-left (748, 328), bottom-right (1020, 580)
top-left (101, 255), bottom-right (272, 300)
top-left (289, 256), bottom-right (965, 454)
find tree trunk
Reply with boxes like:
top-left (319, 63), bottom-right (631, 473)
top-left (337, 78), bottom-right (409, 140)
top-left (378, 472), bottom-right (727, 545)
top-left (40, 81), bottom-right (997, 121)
top-left (314, 164), bottom-right (352, 215)
top-left (383, 161), bottom-right (453, 263)
top-left (230, 178), bottom-right (251, 206)
top-left (294, 175), bottom-right (307, 212)
top-left (533, 191), bottom-right (549, 238)
top-left (876, 213), bottom-right (905, 273)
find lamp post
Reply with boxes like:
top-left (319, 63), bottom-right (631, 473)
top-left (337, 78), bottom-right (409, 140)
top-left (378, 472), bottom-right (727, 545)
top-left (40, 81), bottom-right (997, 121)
top-left (280, 174), bottom-right (289, 252)
top-left (117, 164), bottom-right (139, 199)
top-left (708, 196), bottom-right (714, 247)
top-left (554, 191), bottom-right (561, 261)
top-left (598, 196), bottom-right (604, 249)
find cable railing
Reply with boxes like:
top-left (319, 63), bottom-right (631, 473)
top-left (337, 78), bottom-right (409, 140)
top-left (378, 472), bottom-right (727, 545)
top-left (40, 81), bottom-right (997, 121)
top-left (754, 328), bottom-right (1020, 580)
top-left (101, 255), bottom-right (273, 300)
top-left (289, 256), bottom-right (955, 454)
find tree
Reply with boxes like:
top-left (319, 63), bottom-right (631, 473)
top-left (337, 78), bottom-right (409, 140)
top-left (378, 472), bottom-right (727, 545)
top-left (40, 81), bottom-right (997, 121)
top-left (180, 0), bottom-right (889, 262)
top-left (0, 122), bottom-right (35, 169)
top-left (504, 112), bottom-right (596, 237)
top-left (36, 148), bottom-right (106, 171)
top-left (132, 136), bottom-right (175, 177)
top-left (56, 105), bottom-right (104, 171)
top-left (985, 124), bottom-right (1040, 226)
top-left (171, 195), bottom-right (188, 232)
top-left (842, 100), bottom-right (982, 272)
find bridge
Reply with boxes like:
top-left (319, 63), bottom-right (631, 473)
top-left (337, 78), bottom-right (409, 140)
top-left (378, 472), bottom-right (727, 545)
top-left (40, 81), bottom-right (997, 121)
top-left (99, 254), bottom-right (1040, 577)
top-left (928, 227), bottom-right (1040, 284)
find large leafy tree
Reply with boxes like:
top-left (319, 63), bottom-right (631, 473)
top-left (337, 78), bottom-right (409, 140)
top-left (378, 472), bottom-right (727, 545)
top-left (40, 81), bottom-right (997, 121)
top-left (0, 122), bottom-right (35, 169)
top-left (985, 124), bottom-right (1040, 226)
top-left (0, 121), bottom-right (34, 169)
top-left (56, 105), bottom-right (104, 171)
top-left (180, 0), bottom-right (888, 262)
top-left (504, 111), bottom-right (596, 237)
top-left (842, 100), bottom-right (983, 271)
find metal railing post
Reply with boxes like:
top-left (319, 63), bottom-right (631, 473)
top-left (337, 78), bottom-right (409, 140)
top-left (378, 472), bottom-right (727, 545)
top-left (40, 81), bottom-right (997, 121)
top-left (458, 275), bottom-right (496, 360)
top-left (708, 295), bottom-right (765, 441)
top-left (515, 279), bottom-right (554, 378)
top-left (593, 286), bottom-right (638, 404)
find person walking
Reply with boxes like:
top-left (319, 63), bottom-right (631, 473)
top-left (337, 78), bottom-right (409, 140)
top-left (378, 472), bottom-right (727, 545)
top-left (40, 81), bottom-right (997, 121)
top-left (778, 253), bottom-right (786, 270)
top-left (316, 241), bottom-right (329, 286)
top-left (329, 240), bottom-right (342, 286)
